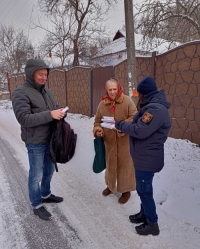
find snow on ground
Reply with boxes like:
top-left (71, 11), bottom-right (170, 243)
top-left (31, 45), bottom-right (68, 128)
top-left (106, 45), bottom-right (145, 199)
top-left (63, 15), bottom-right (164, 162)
top-left (0, 99), bottom-right (200, 249)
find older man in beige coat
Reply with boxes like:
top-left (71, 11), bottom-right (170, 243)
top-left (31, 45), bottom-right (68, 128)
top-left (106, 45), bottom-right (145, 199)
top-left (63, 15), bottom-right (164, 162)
top-left (93, 77), bottom-right (137, 204)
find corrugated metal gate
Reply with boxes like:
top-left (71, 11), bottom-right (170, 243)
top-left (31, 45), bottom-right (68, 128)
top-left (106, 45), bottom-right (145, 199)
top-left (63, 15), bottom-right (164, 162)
top-left (90, 66), bottom-right (114, 116)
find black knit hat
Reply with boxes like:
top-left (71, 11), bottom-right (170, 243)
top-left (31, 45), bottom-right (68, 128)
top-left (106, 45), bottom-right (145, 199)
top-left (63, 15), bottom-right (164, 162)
top-left (137, 76), bottom-right (157, 95)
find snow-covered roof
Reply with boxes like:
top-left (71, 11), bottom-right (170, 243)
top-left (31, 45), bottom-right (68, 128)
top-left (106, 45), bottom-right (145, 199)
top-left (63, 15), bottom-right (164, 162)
top-left (94, 31), bottom-right (181, 58)
top-left (94, 37), bottom-right (127, 58)
top-left (133, 31), bottom-right (181, 53)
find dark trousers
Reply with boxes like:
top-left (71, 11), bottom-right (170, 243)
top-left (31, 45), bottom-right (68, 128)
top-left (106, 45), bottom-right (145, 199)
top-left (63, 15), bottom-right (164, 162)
top-left (135, 169), bottom-right (158, 224)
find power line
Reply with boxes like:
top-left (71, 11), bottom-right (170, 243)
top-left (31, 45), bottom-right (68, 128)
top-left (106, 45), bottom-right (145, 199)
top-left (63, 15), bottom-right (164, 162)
top-left (27, 5), bottom-right (34, 40)
top-left (0, 0), bottom-right (37, 31)
top-left (0, 0), bottom-right (47, 44)
top-left (7, 1), bottom-right (31, 25)
top-left (0, 0), bottom-right (20, 21)
top-left (0, 0), bottom-right (13, 17)
top-left (6, 1), bottom-right (36, 29)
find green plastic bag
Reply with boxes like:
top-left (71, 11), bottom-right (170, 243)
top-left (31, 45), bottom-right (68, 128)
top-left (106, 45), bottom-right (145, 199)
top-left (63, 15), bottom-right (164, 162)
top-left (93, 137), bottom-right (106, 173)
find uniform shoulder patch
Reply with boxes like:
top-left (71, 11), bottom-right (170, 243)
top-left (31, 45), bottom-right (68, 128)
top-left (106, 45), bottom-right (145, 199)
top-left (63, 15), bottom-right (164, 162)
top-left (142, 111), bottom-right (154, 124)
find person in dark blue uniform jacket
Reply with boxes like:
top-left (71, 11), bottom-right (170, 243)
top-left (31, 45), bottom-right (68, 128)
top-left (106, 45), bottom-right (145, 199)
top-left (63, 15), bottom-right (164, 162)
top-left (115, 76), bottom-right (171, 236)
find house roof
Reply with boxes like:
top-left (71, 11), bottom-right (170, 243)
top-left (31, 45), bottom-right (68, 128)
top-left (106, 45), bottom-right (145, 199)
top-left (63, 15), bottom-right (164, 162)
top-left (94, 37), bottom-right (127, 58)
top-left (113, 30), bottom-right (125, 41)
top-left (94, 30), bottom-right (181, 58)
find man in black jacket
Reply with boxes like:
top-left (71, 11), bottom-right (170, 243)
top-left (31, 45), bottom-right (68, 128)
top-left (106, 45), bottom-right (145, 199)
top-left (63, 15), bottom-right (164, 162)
top-left (12, 58), bottom-right (65, 221)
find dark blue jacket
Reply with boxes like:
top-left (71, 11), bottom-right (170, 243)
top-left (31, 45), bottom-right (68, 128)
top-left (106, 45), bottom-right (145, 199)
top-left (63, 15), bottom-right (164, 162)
top-left (115, 90), bottom-right (171, 173)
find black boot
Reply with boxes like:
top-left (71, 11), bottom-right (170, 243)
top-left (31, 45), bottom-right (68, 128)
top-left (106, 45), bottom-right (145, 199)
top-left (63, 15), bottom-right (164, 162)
top-left (135, 221), bottom-right (160, 236)
top-left (42, 194), bottom-right (63, 203)
top-left (129, 212), bottom-right (146, 224)
top-left (33, 206), bottom-right (53, 221)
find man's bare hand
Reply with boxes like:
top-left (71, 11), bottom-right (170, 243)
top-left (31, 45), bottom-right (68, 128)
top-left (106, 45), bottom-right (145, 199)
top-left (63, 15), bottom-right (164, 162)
top-left (51, 109), bottom-right (66, 120)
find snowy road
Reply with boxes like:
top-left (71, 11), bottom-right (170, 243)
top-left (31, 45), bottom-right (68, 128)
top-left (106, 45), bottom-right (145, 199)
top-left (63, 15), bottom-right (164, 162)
top-left (0, 102), bottom-right (200, 249)
top-left (0, 136), bottom-right (81, 249)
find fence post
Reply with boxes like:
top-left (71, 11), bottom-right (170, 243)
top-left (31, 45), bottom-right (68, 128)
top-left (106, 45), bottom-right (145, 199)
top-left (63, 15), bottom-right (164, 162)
top-left (151, 51), bottom-right (157, 79)
top-left (6, 72), bottom-right (11, 100)
top-left (64, 70), bottom-right (67, 106)
top-left (90, 69), bottom-right (93, 117)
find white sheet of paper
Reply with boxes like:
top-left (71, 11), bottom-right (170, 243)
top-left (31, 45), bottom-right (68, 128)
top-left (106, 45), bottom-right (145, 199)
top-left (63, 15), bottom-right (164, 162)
top-left (101, 116), bottom-right (115, 123)
top-left (101, 122), bottom-right (115, 129)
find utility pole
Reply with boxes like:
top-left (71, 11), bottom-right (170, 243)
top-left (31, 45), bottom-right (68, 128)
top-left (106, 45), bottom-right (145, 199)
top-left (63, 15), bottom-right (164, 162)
top-left (124, 0), bottom-right (138, 104)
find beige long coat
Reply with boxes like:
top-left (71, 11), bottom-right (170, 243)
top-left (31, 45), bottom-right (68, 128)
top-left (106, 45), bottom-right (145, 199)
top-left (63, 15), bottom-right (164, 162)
top-left (93, 94), bottom-right (137, 193)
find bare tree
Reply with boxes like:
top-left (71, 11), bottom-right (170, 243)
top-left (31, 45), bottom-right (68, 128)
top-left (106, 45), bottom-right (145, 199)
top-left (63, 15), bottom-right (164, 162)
top-left (39, 0), bottom-right (118, 67)
top-left (80, 36), bottom-right (111, 57)
top-left (0, 25), bottom-right (34, 81)
top-left (134, 0), bottom-right (200, 50)
top-left (38, 5), bottom-right (74, 68)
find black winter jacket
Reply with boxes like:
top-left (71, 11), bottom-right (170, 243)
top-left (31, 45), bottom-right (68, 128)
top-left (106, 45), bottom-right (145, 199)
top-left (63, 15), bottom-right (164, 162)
top-left (12, 59), bottom-right (58, 144)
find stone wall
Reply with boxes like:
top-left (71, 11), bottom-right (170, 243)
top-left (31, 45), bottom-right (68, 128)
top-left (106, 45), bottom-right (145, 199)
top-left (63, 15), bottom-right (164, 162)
top-left (48, 70), bottom-right (66, 108)
top-left (66, 67), bottom-right (91, 116)
top-left (9, 77), bottom-right (17, 97)
top-left (156, 42), bottom-right (200, 144)
top-left (9, 75), bottom-right (25, 96)
top-left (136, 56), bottom-right (153, 82)
top-left (114, 56), bottom-right (153, 95)
top-left (114, 60), bottom-right (128, 94)
top-left (16, 75), bottom-right (25, 88)
top-left (0, 92), bottom-right (10, 100)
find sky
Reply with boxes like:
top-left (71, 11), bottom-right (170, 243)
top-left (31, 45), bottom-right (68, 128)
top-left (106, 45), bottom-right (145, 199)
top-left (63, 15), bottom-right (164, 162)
top-left (0, 0), bottom-right (126, 46)
top-left (0, 98), bottom-right (200, 249)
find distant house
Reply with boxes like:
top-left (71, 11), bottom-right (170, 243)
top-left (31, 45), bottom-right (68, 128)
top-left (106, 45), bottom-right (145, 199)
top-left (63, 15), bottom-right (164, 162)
top-left (80, 30), bottom-right (180, 67)
top-left (80, 30), bottom-right (143, 67)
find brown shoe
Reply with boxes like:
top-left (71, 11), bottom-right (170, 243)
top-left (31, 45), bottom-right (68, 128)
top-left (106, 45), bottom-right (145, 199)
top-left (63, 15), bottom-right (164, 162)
top-left (102, 187), bottom-right (112, 196)
top-left (118, 192), bottom-right (131, 204)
